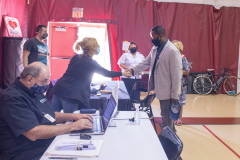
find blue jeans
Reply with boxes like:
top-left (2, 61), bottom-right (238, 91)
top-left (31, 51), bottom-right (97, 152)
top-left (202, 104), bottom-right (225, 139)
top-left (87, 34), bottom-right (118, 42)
top-left (51, 95), bottom-right (79, 113)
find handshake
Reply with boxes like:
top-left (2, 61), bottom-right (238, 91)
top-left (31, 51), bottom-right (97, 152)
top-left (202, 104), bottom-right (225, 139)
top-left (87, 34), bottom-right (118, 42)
top-left (122, 69), bottom-right (132, 77)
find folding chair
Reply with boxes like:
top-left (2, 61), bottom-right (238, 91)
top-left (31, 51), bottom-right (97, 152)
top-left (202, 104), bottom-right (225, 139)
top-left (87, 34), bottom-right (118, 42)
top-left (158, 126), bottom-right (183, 160)
top-left (130, 81), bottom-right (157, 132)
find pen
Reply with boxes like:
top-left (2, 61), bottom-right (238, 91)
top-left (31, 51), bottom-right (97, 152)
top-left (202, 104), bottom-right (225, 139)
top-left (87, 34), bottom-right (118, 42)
top-left (56, 143), bottom-right (95, 151)
top-left (48, 157), bottom-right (77, 159)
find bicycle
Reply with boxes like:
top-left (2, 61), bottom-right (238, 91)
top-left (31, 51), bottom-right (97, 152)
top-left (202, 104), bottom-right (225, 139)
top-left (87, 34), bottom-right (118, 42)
top-left (193, 68), bottom-right (240, 96)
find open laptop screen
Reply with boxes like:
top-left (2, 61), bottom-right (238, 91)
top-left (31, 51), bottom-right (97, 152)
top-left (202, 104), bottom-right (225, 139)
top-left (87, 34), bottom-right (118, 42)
top-left (111, 82), bottom-right (119, 118)
top-left (102, 95), bottom-right (116, 130)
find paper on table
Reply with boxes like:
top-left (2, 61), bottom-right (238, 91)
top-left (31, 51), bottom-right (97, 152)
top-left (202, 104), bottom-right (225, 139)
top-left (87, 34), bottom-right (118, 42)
top-left (46, 138), bottom-right (103, 157)
top-left (113, 111), bottom-right (149, 120)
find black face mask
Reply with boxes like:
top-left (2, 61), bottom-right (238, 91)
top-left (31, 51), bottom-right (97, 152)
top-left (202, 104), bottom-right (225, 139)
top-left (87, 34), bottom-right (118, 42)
top-left (130, 48), bottom-right (137, 53)
top-left (42, 33), bottom-right (48, 39)
top-left (151, 36), bottom-right (161, 47)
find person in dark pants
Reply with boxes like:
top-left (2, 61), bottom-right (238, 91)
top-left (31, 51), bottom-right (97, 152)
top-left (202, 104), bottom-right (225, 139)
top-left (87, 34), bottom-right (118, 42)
top-left (117, 42), bottom-right (145, 100)
top-left (128, 26), bottom-right (182, 132)
top-left (0, 62), bottom-right (93, 160)
top-left (23, 24), bottom-right (49, 67)
top-left (51, 37), bottom-right (131, 113)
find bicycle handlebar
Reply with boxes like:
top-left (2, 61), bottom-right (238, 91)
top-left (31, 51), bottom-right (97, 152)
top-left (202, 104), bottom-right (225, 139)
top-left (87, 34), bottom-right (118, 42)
top-left (207, 68), bottom-right (231, 72)
top-left (222, 68), bottom-right (231, 72)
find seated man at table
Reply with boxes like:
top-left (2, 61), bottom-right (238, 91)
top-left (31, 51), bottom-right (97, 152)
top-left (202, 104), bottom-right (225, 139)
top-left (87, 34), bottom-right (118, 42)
top-left (0, 62), bottom-right (93, 160)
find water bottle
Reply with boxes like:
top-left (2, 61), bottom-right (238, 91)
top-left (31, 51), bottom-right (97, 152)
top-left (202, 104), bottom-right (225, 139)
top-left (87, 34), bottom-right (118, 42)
top-left (134, 108), bottom-right (140, 125)
top-left (216, 76), bottom-right (224, 85)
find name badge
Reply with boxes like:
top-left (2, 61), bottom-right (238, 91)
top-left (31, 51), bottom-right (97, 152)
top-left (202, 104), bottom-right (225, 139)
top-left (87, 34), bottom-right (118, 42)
top-left (43, 113), bottom-right (56, 123)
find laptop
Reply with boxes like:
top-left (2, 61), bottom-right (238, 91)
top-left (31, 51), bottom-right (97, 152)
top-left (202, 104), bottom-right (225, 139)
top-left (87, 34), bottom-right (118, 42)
top-left (70, 95), bottom-right (117, 135)
top-left (111, 81), bottom-right (119, 119)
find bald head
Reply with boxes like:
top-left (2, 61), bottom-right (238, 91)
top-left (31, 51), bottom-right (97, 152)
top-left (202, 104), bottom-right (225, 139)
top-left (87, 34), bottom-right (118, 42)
top-left (21, 62), bottom-right (50, 79)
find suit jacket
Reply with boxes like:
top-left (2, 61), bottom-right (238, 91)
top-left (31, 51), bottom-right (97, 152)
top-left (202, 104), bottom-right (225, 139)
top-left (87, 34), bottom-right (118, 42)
top-left (132, 40), bottom-right (182, 100)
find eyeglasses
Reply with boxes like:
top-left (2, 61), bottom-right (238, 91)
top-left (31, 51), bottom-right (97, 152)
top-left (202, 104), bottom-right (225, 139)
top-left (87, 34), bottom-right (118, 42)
top-left (31, 76), bottom-right (50, 86)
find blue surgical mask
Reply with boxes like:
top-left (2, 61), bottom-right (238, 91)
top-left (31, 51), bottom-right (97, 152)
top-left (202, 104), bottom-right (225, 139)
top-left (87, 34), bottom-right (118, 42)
top-left (30, 84), bottom-right (49, 95)
top-left (151, 36), bottom-right (161, 47)
top-left (96, 46), bottom-right (100, 55)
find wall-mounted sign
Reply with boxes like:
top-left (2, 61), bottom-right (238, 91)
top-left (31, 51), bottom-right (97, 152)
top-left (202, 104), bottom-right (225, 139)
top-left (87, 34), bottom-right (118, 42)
top-left (122, 41), bottom-right (130, 52)
top-left (3, 16), bottom-right (22, 37)
top-left (72, 8), bottom-right (83, 18)
top-left (55, 26), bottom-right (67, 32)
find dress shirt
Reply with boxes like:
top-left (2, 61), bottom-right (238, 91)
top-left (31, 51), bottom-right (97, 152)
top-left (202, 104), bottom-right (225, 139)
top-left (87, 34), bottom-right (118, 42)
top-left (118, 52), bottom-right (145, 79)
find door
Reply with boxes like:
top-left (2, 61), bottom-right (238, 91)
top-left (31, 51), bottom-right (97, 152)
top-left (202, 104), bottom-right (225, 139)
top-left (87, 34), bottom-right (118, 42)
top-left (48, 22), bottom-right (78, 80)
top-left (48, 22), bottom-right (111, 81)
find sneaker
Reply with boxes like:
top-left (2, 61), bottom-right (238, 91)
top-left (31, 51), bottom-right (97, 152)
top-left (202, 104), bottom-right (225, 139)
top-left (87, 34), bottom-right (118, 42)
top-left (175, 119), bottom-right (182, 126)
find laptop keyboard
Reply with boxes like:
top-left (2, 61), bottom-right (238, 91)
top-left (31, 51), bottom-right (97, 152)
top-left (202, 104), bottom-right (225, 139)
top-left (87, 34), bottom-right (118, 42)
top-left (80, 117), bottom-right (102, 133)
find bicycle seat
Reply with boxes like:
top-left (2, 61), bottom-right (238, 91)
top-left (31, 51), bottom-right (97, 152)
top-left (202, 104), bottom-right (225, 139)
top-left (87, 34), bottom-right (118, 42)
top-left (207, 69), bottom-right (214, 72)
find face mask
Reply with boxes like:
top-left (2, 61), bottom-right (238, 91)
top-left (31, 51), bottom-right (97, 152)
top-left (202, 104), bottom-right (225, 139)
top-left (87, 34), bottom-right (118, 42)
top-left (151, 36), bottom-right (161, 47)
top-left (95, 46), bottom-right (100, 55)
top-left (30, 84), bottom-right (49, 95)
top-left (130, 48), bottom-right (137, 53)
top-left (42, 33), bottom-right (48, 39)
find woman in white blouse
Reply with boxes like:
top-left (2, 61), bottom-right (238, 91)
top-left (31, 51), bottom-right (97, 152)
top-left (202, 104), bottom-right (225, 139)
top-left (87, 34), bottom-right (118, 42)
top-left (117, 42), bottom-right (145, 100)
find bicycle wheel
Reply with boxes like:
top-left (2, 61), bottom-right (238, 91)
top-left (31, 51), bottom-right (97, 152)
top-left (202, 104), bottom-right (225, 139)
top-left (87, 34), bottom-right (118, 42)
top-left (223, 76), bottom-right (240, 96)
top-left (193, 75), bottom-right (213, 95)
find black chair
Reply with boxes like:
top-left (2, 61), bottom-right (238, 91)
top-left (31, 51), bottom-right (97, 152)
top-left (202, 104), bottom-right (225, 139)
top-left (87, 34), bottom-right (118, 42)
top-left (130, 81), bottom-right (157, 132)
top-left (158, 126), bottom-right (183, 160)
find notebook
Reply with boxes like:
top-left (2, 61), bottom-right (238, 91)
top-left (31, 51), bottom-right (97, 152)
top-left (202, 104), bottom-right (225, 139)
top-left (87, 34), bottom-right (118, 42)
top-left (70, 95), bottom-right (117, 135)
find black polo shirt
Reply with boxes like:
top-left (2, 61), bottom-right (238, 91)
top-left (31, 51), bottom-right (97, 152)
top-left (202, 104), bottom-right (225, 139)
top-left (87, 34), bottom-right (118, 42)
top-left (23, 37), bottom-right (49, 65)
top-left (0, 78), bottom-right (55, 155)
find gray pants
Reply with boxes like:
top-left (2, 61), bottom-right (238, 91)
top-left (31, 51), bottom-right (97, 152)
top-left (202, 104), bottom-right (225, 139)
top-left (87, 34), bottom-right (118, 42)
top-left (160, 99), bottom-right (176, 132)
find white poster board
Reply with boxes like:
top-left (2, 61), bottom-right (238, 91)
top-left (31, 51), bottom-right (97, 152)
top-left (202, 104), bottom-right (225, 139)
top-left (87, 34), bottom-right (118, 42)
top-left (3, 16), bottom-right (22, 37)
top-left (122, 41), bottom-right (130, 52)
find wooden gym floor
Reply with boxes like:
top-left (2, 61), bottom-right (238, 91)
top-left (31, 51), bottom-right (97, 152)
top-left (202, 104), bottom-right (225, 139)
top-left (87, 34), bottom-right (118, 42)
top-left (150, 94), bottom-right (240, 160)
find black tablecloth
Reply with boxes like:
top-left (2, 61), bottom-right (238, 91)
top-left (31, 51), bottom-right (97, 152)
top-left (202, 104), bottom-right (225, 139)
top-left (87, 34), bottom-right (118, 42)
top-left (90, 81), bottom-right (131, 111)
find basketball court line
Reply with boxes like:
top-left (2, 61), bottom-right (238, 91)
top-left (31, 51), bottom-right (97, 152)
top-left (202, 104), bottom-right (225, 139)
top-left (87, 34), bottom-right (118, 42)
top-left (203, 125), bottom-right (240, 159)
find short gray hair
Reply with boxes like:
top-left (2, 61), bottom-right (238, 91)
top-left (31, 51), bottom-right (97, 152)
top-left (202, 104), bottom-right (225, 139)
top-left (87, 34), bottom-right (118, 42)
top-left (20, 65), bottom-right (42, 79)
